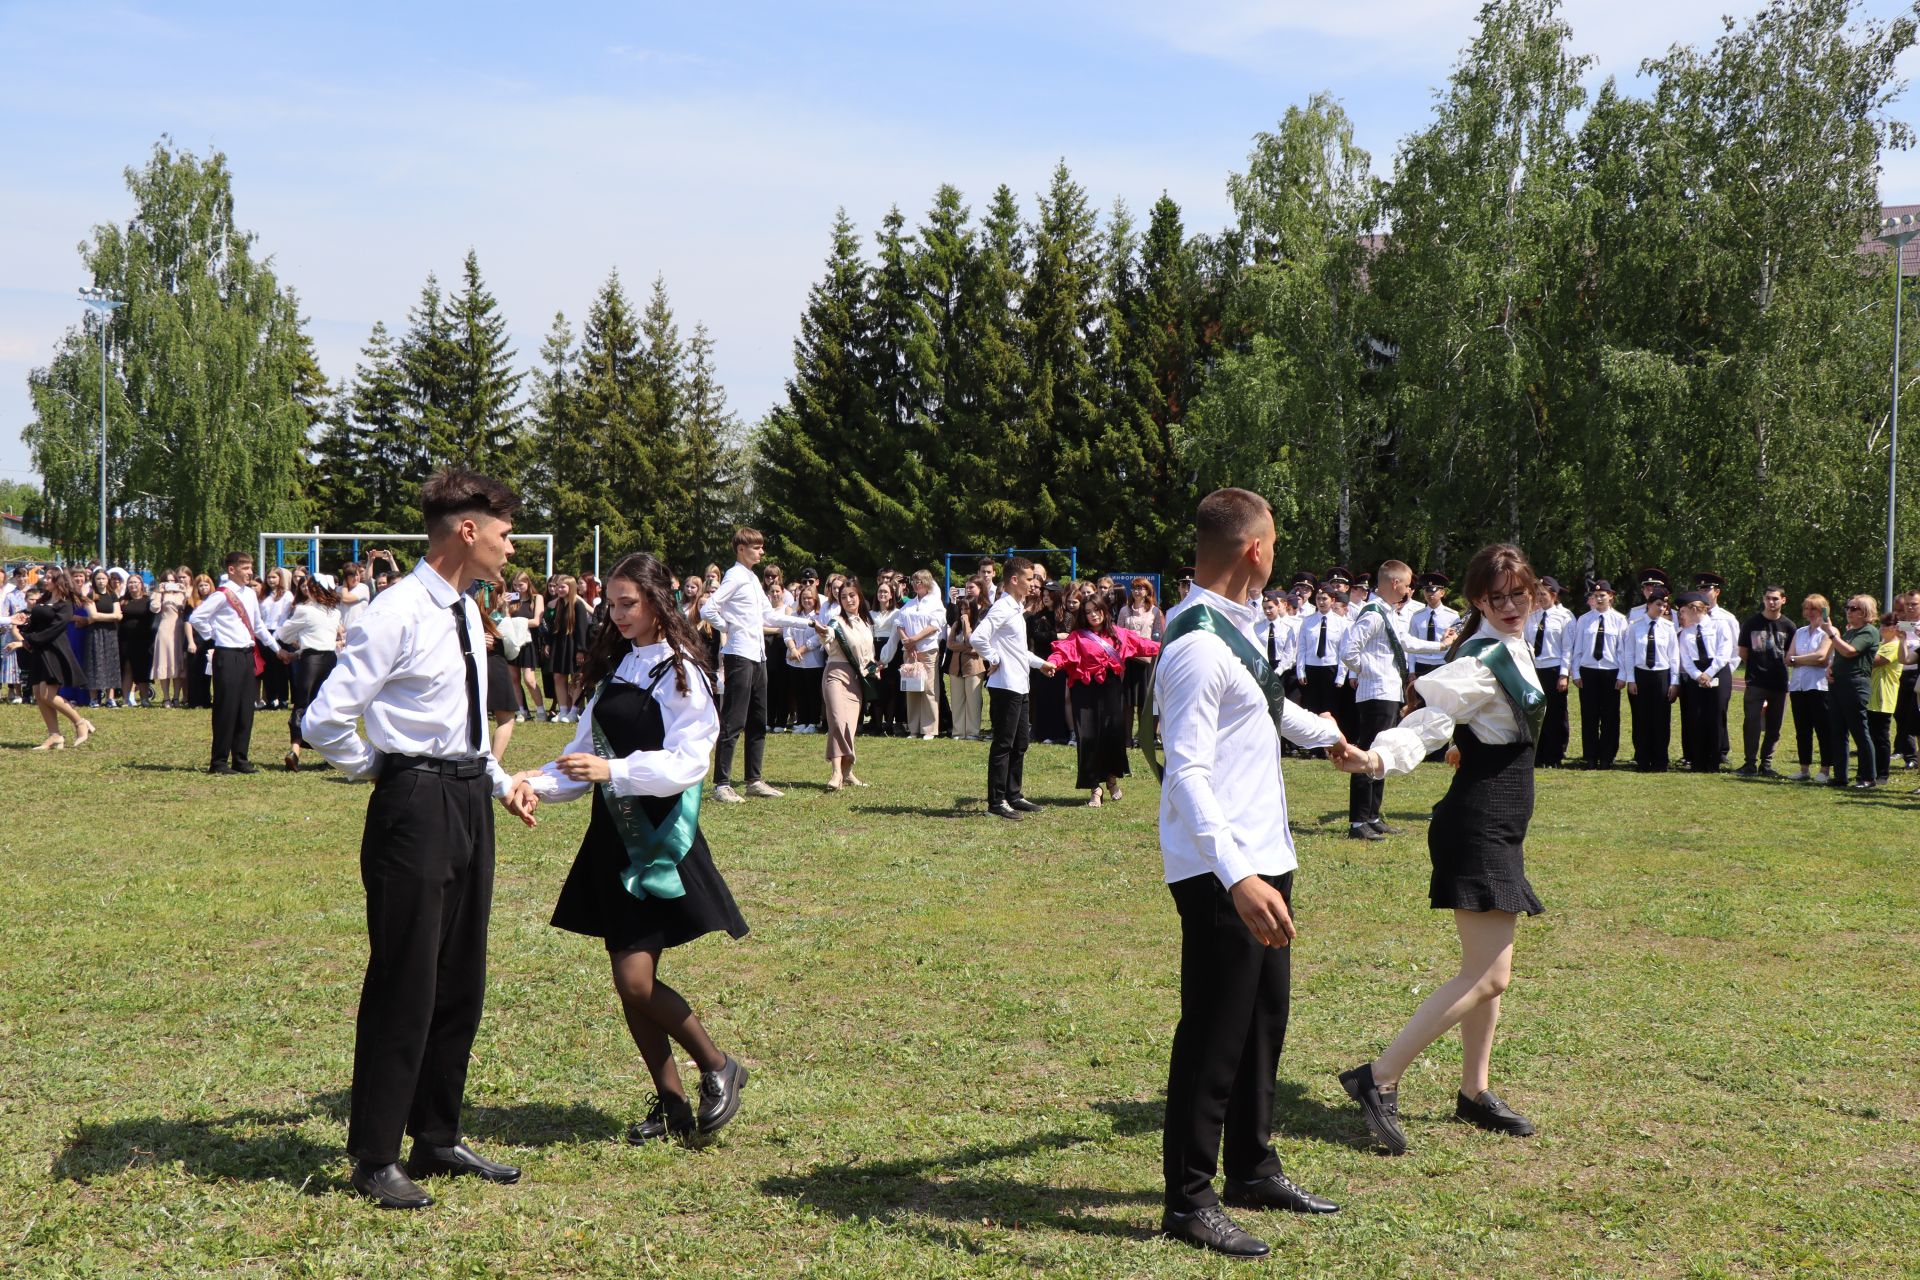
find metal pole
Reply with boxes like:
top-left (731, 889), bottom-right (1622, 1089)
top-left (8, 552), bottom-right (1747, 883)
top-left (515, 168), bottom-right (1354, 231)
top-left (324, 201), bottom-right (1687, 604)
top-left (593, 526), bottom-right (601, 580)
top-left (98, 320), bottom-right (108, 565)
top-left (1890, 259), bottom-right (1907, 611)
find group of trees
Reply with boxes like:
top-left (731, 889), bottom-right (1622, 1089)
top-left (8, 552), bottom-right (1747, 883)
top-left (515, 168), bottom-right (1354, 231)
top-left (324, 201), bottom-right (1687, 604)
top-left (21, 0), bottom-right (1920, 601)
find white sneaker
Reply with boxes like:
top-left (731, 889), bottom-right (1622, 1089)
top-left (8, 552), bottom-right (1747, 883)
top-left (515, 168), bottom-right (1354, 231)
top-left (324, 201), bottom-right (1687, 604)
top-left (743, 780), bottom-right (784, 798)
top-left (1816, 770), bottom-right (1830, 783)
top-left (712, 784), bottom-right (745, 804)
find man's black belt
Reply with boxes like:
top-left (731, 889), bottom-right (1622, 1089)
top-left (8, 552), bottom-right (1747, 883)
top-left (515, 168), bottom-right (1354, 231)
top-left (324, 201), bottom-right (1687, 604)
top-left (381, 754), bottom-right (488, 780)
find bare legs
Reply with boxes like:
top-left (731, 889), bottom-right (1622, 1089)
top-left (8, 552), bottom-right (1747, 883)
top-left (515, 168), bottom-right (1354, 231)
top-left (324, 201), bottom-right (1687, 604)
top-left (518, 666), bottom-right (544, 719)
top-left (1372, 909), bottom-right (1515, 1096)
top-left (31, 681), bottom-right (86, 749)
top-left (609, 948), bottom-right (726, 1103)
top-left (490, 710), bottom-right (515, 764)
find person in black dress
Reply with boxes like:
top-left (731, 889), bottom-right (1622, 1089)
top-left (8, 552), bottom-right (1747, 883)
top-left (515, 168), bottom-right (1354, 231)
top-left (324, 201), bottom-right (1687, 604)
top-left (544, 575), bottom-right (592, 723)
top-left (118, 574), bottom-right (155, 707)
top-left (9, 569), bottom-right (92, 750)
top-left (511, 552), bottom-right (749, 1146)
top-left (1027, 584), bottom-right (1070, 744)
top-left (1334, 543), bottom-right (1545, 1154)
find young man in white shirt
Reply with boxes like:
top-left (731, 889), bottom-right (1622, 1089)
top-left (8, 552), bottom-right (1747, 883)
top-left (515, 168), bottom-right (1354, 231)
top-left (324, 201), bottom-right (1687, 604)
top-left (1677, 589), bottom-right (1734, 772)
top-left (1293, 588), bottom-right (1349, 726)
top-left (967, 557), bottom-right (1057, 821)
top-left (1154, 488), bottom-right (1347, 1260)
top-left (1622, 588), bottom-right (1680, 771)
top-left (1338, 560), bottom-right (1455, 840)
top-left (1692, 571), bottom-right (1741, 761)
top-left (1528, 577), bottom-right (1574, 766)
top-left (1567, 580), bottom-right (1627, 769)
top-left (1407, 572), bottom-right (1459, 679)
top-left (700, 527), bottom-right (804, 802)
top-left (188, 551), bottom-right (279, 774)
top-left (302, 469), bottom-right (537, 1210)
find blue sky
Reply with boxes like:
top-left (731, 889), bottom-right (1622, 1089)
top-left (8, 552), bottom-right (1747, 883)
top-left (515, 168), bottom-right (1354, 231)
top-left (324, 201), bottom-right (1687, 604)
top-left (3, 0), bottom-right (1917, 493)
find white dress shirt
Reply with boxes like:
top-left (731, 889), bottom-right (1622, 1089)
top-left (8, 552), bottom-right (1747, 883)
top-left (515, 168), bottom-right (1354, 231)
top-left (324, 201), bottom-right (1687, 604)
top-left (1568, 608), bottom-right (1628, 674)
top-left (256, 590), bottom-right (293, 638)
top-left (1706, 605), bottom-right (1741, 677)
top-left (1787, 626), bottom-right (1830, 692)
top-left (302, 559), bottom-right (511, 796)
top-left (1341, 602), bottom-right (1452, 702)
top-left (1295, 610), bottom-right (1349, 683)
top-left (527, 642), bottom-right (717, 803)
top-left (188, 582), bottom-right (276, 649)
top-left (701, 561), bottom-right (802, 662)
top-left (339, 582), bottom-right (371, 632)
top-left (1624, 615), bottom-right (1679, 686)
top-left (1253, 615), bottom-right (1298, 675)
top-left (786, 612), bottom-right (826, 669)
top-left (277, 603), bottom-right (342, 653)
top-left (1370, 633), bottom-right (1544, 775)
top-left (1527, 604), bottom-right (1573, 672)
top-left (1157, 586), bottom-right (1344, 887)
top-left (898, 591), bottom-right (946, 657)
top-left (1678, 619), bottom-right (1732, 685)
top-left (1408, 603), bottom-right (1461, 670)
top-left (969, 593), bottom-right (1045, 694)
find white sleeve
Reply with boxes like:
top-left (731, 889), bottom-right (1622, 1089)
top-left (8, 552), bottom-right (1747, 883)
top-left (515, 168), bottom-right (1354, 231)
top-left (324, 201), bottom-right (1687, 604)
top-left (301, 612), bottom-right (403, 781)
top-left (1661, 628), bottom-right (1679, 686)
top-left (1157, 645), bottom-right (1257, 889)
top-left (1338, 612), bottom-right (1369, 674)
top-left (527, 699), bottom-right (598, 802)
top-left (1369, 657), bottom-right (1504, 776)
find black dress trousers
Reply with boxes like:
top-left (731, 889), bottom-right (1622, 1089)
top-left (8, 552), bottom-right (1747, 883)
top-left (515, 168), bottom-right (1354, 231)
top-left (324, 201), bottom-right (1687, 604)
top-left (1578, 666), bottom-right (1621, 766)
top-left (713, 655), bottom-right (768, 788)
top-left (1348, 697), bottom-right (1399, 824)
top-left (986, 686), bottom-right (1030, 805)
top-left (1534, 668), bottom-right (1570, 766)
top-left (1628, 670), bottom-right (1672, 770)
top-left (210, 646), bottom-right (257, 765)
top-left (1679, 677), bottom-right (1723, 772)
top-left (1164, 870), bottom-right (1293, 1214)
top-left (349, 765), bottom-right (495, 1166)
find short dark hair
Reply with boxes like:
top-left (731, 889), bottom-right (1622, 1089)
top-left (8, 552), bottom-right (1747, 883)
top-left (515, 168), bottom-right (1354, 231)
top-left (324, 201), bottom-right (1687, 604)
top-left (1196, 488), bottom-right (1272, 560)
top-left (1005, 556), bottom-right (1036, 579)
top-left (421, 469), bottom-right (520, 534)
top-left (224, 551), bottom-right (252, 570)
top-left (1763, 584), bottom-right (1786, 597)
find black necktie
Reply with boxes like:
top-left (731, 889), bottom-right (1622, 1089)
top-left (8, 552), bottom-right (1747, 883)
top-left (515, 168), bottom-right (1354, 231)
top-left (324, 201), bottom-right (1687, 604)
top-left (1592, 618), bottom-right (1605, 661)
top-left (1267, 624), bottom-right (1277, 665)
top-left (1645, 622), bottom-right (1656, 669)
top-left (1695, 629), bottom-right (1709, 669)
top-left (1317, 616), bottom-right (1327, 658)
top-left (1426, 613), bottom-right (1436, 641)
top-left (451, 601), bottom-right (482, 755)
top-left (1534, 613), bottom-right (1547, 656)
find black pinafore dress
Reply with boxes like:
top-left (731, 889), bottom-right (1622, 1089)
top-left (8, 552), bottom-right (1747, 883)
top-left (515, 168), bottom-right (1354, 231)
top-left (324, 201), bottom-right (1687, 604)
top-left (1425, 676), bottom-right (1547, 917)
top-left (548, 670), bottom-right (749, 954)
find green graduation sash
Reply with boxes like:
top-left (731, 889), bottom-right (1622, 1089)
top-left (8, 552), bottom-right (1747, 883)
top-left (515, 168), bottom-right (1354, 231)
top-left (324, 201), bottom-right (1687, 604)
top-left (1139, 604), bottom-right (1289, 782)
top-left (590, 671), bottom-right (702, 901)
top-left (830, 620), bottom-right (879, 700)
top-left (1358, 601), bottom-right (1408, 679)
top-left (1455, 635), bottom-right (1547, 743)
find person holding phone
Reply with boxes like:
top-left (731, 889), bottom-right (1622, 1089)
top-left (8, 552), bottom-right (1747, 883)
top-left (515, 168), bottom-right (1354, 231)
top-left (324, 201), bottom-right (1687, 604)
top-left (1786, 595), bottom-right (1836, 782)
top-left (1821, 594), bottom-right (1879, 788)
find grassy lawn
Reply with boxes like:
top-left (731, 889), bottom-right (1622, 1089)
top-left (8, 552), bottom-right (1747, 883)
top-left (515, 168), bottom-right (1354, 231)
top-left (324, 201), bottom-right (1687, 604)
top-left (2, 699), bottom-right (1916, 1278)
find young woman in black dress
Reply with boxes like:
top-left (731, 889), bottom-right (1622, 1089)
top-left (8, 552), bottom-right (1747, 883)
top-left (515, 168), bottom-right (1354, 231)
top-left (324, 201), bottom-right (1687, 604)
top-left (545, 575), bottom-right (592, 723)
top-left (511, 553), bottom-right (749, 1146)
top-left (10, 570), bottom-right (92, 749)
top-left (1334, 543), bottom-right (1545, 1154)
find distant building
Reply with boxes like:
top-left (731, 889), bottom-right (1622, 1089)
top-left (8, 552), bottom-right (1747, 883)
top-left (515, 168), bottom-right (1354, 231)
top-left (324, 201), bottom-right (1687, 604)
top-left (0, 512), bottom-right (28, 537)
top-left (1861, 203), bottom-right (1920, 276)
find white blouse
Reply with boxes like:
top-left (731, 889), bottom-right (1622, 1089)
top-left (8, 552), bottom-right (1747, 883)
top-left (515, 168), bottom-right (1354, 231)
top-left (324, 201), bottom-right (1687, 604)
top-left (527, 641), bottom-right (718, 803)
top-left (1370, 632), bottom-right (1543, 777)
top-left (277, 603), bottom-right (342, 653)
top-left (1786, 625), bottom-right (1831, 693)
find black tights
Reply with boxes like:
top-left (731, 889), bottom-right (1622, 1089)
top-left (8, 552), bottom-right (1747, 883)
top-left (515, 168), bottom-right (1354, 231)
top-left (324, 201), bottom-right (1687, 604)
top-left (610, 948), bottom-right (726, 1101)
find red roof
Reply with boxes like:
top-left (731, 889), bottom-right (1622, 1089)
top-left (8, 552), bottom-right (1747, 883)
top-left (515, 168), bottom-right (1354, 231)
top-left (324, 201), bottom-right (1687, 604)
top-left (1861, 204), bottom-right (1920, 276)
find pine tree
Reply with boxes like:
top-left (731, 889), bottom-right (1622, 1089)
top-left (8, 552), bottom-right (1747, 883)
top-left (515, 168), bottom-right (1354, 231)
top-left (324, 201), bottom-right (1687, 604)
top-left (444, 249), bottom-right (525, 477)
top-left (939, 184), bottom-right (1030, 553)
top-left (1021, 161), bottom-right (1104, 550)
top-left (348, 321), bottom-right (419, 530)
top-left (857, 205), bottom-right (938, 561)
top-left (679, 322), bottom-right (747, 568)
top-left (637, 276), bottom-right (690, 559)
top-left (398, 274), bottom-right (462, 468)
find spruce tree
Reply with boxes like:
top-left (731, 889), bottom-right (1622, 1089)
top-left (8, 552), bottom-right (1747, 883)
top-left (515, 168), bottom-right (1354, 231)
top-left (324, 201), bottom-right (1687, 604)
top-left (444, 249), bottom-right (525, 477)
top-left (637, 276), bottom-right (690, 559)
top-left (567, 270), bottom-right (656, 565)
top-left (858, 205), bottom-right (938, 561)
top-left (679, 322), bottom-right (747, 568)
top-left (522, 311), bottom-right (575, 534)
top-left (398, 274), bottom-right (461, 468)
top-left (940, 184), bottom-right (1030, 554)
top-left (1021, 161), bottom-right (1104, 550)
top-left (348, 321), bottom-right (419, 531)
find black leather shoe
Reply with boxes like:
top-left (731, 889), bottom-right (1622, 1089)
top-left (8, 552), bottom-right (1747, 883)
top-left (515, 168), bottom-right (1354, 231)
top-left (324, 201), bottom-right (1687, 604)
top-left (351, 1160), bottom-right (433, 1209)
top-left (1456, 1089), bottom-right (1536, 1137)
top-left (1008, 797), bottom-right (1042, 813)
top-left (1368, 820), bottom-right (1402, 836)
top-left (1347, 823), bottom-right (1386, 842)
top-left (231, 760), bottom-right (259, 775)
top-left (1339, 1061), bottom-right (1409, 1155)
top-left (1222, 1172), bottom-right (1339, 1214)
top-left (1160, 1205), bottom-right (1269, 1260)
top-left (987, 802), bottom-right (1023, 821)
top-left (627, 1093), bottom-right (695, 1145)
top-left (405, 1140), bottom-right (521, 1184)
top-left (696, 1054), bottom-right (749, 1138)
top-left (207, 762), bottom-right (235, 776)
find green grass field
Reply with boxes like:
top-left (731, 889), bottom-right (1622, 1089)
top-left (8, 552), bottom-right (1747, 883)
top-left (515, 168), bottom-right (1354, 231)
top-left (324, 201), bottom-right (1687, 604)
top-left (3, 700), bottom-right (1917, 1279)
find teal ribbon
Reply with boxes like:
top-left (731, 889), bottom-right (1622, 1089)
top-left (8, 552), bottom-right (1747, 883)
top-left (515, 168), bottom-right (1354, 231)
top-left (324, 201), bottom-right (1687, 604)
top-left (1140, 604), bottom-right (1288, 782)
top-left (1358, 601), bottom-right (1408, 679)
top-left (589, 676), bottom-right (701, 901)
top-left (1456, 635), bottom-right (1547, 743)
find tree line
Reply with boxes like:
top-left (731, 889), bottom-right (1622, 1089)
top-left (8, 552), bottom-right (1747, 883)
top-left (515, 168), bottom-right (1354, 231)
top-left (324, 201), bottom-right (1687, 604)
top-left (22, 0), bottom-right (1920, 601)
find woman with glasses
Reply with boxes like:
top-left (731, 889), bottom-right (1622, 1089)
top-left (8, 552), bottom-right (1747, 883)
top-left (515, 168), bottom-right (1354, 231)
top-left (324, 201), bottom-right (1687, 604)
top-left (1333, 543), bottom-right (1546, 1156)
top-left (1820, 595), bottom-right (1880, 788)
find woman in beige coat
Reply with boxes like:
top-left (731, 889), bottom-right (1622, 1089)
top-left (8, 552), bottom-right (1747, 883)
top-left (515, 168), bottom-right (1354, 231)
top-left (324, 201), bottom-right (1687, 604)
top-left (817, 578), bottom-right (876, 790)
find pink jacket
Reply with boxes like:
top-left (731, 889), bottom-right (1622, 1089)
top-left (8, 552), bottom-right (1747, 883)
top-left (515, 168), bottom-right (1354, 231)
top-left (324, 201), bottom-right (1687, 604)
top-left (1049, 627), bottom-right (1160, 687)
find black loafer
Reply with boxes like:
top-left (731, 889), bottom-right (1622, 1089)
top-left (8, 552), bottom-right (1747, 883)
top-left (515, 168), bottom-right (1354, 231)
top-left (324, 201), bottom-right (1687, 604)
top-left (1368, 820), bottom-right (1402, 836)
top-left (1222, 1172), bottom-right (1339, 1214)
top-left (627, 1093), bottom-right (696, 1145)
top-left (231, 760), bottom-right (259, 775)
top-left (351, 1160), bottom-right (433, 1209)
top-left (1008, 797), bottom-right (1042, 813)
top-left (986, 802), bottom-right (1023, 821)
top-left (1347, 823), bottom-right (1386, 842)
top-left (1339, 1062), bottom-right (1409, 1155)
top-left (405, 1140), bottom-right (521, 1184)
top-left (1161, 1205), bottom-right (1269, 1259)
top-left (696, 1055), bottom-right (749, 1138)
top-left (1456, 1089), bottom-right (1536, 1137)
top-left (207, 762), bottom-right (235, 776)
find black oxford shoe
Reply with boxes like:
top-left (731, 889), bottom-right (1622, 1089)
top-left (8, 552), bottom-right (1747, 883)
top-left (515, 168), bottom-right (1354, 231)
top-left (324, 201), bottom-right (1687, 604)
top-left (1455, 1089), bottom-right (1536, 1137)
top-left (231, 760), bottom-right (259, 775)
top-left (405, 1140), bottom-right (521, 1184)
top-left (1008, 797), bottom-right (1042, 813)
top-left (1222, 1172), bottom-right (1340, 1214)
top-left (628, 1092), bottom-right (696, 1145)
top-left (1368, 820), bottom-right (1402, 836)
top-left (1347, 823), bottom-right (1386, 842)
top-left (351, 1160), bottom-right (433, 1209)
top-left (986, 802), bottom-right (1023, 821)
top-left (1160, 1205), bottom-right (1270, 1260)
top-left (696, 1055), bottom-right (749, 1138)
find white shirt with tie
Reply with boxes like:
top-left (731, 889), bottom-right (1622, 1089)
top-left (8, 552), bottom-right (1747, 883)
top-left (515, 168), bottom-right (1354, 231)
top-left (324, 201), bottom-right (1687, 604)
top-left (1705, 604), bottom-right (1741, 678)
top-left (1528, 604), bottom-right (1573, 673)
top-left (188, 581), bottom-right (276, 649)
top-left (1254, 614), bottom-right (1298, 676)
top-left (1568, 608), bottom-right (1628, 675)
top-left (1408, 603), bottom-right (1462, 671)
top-left (1294, 610), bottom-right (1349, 685)
top-left (969, 593), bottom-right (1045, 694)
top-left (1679, 618), bottom-right (1734, 685)
top-left (1624, 615), bottom-right (1679, 687)
top-left (302, 559), bottom-right (512, 796)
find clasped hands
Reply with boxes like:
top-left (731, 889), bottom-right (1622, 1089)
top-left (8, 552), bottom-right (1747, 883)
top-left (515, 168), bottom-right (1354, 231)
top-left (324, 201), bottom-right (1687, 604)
top-left (500, 755), bottom-right (615, 828)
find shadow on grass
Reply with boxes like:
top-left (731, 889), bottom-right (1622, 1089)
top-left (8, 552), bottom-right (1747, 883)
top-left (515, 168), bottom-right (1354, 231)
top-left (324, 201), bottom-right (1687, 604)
top-left (120, 762), bottom-right (219, 773)
top-left (1311, 809), bottom-right (1430, 828)
top-left (848, 799), bottom-right (982, 819)
top-left (759, 1098), bottom-right (1164, 1246)
top-left (54, 1094), bottom-right (624, 1188)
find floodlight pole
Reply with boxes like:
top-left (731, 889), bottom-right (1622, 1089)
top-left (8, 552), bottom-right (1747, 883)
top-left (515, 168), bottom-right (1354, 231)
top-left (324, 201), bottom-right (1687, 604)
top-left (1875, 215), bottom-right (1918, 610)
top-left (79, 288), bottom-right (125, 564)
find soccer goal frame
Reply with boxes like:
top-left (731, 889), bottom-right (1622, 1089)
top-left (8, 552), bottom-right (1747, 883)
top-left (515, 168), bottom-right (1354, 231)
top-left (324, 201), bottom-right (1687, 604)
top-left (257, 529), bottom-right (556, 587)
